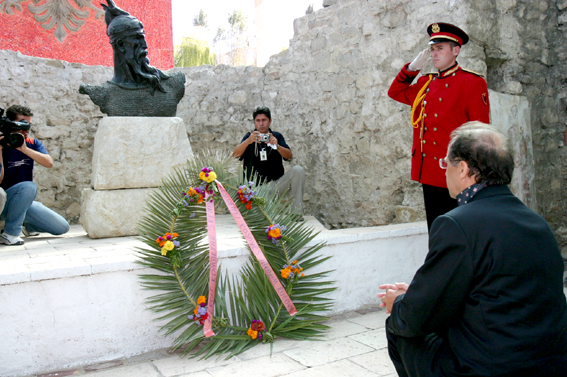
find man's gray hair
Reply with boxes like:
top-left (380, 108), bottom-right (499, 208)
top-left (448, 121), bottom-right (515, 185)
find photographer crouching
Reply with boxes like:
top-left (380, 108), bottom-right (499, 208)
top-left (0, 105), bottom-right (69, 246)
top-left (233, 106), bottom-right (305, 219)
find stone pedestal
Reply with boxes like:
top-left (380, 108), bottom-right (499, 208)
top-left (81, 117), bottom-right (193, 238)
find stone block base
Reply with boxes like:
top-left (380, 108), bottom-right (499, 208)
top-left (92, 117), bottom-right (193, 190)
top-left (81, 188), bottom-right (154, 238)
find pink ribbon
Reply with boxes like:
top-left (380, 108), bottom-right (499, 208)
top-left (216, 181), bottom-right (297, 316)
top-left (201, 181), bottom-right (298, 338)
top-left (203, 193), bottom-right (217, 337)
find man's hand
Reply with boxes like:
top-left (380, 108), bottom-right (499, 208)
top-left (15, 138), bottom-right (53, 168)
top-left (408, 48), bottom-right (431, 71)
top-left (377, 282), bottom-right (408, 313)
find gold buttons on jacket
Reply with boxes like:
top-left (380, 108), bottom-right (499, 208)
top-left (433, 141), bottom-right (437, 145)
top-left (439, 98), bottom-right (442, 102)
top-left (422, 140), bottom-right (426, 144)
top-left (433, 127), bottom-right (437, 131)
top-left (434, 114), bottom-right (438, 118)
top-left (434, 157), bottom-right (438, 160)
top-left (422, 153), bottom-right (426, 157)
top-left (445, 84), bottom-right (449, 88)
top-left (423, 100), bottom-right (427, 105)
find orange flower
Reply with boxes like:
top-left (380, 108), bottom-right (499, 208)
top-left (281, 267), bottom-right (292, 279)
top-left (268, 228), bottom-right (281, 239)
top-left (187, 187), bottom-right (197, 196)
top-left (197, 195), bottom-right (204, 204)
top-left (197, 296), bottom-right (206, 305)
top-left (247, 328), bottom-right (258, 339)
top-left (246, 201), bottom-right (252, 210)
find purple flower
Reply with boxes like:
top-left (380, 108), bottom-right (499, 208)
top-left (197, 306), bottom-right (207, 316)
top-left (173, 241), bottom-right (180, 247)
top-left (190, 212), bottom-right (196, 218)
top-left (188, 315), bottom-right (194, 320)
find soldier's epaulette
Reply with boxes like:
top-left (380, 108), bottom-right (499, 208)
top-left (461, 68), bottom-right (484, 77)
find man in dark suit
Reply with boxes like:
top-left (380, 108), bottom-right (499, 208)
top-left (378, 122), bottom-right (567, 376)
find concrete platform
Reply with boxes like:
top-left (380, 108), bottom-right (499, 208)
top-left (24, 308), bottom-right (397, 377)
top-left (0, 217), bottom-right (429, 377)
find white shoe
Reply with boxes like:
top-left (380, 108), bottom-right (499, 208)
top-left (1, 232), bottom-right (24, 246)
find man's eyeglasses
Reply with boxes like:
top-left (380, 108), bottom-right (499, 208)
top-left (439, 158), bottom-right (448, 169)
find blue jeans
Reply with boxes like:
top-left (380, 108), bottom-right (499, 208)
top-left (1, 181), bottom-right (69, 236)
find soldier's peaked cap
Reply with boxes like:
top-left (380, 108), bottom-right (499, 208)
top-left (427, 23), bottom-right (469, 46)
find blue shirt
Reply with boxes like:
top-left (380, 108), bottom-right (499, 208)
top-left (1, 138), bottom-right (48, 190)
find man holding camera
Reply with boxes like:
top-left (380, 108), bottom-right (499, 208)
top-left (0, 105), bottom-right (69, 245)
top-left (233, 106), bottom-right (305, 216)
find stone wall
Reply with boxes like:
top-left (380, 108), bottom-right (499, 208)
top-left (0, 0), bottom-right (565, 252)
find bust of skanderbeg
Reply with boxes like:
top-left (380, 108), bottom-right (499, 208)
top-left (79, 0), bottom-right (185, 117)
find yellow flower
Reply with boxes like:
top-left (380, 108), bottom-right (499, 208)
top-left (197, 296), bottom-right (206, 305)
top-left (199, 171), bottom-right (217, 183)
top-left (161, 246), bottom-right (168, 256)
top-left (163, 241), bottom-right (175, 251)
top-left (247, 327), bottom-right (258, 339)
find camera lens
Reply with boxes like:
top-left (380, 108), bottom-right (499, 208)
top-left (8, 133), bottom-right (24, 148)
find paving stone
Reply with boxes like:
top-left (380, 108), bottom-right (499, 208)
top-left (237, 337), bottom-right (306, 361)
top-left (283, 337), bottom-right (374, 367)
top-left (84, 359), bottom-right (124, 372)
top-left (348, 328), bottom-right (388, 350)
top-left (321, 318), bottom-right (369, 340)
top-left (349, 349), bottom-right (398, 376)
top-left (345, 310), bottom-right (389, 330)
top-left (177, 371), bottom-right (214, 377)
top-left (37, 369), bottom-right (80, 377)
top-left (82, 362), bottom-right (161, 377)
top-left (282, 358), bottom-right (380, 377)
top-left (153, 354), bottom-right (241, 376)
top-left (206, 353), bottom-right (305, 377)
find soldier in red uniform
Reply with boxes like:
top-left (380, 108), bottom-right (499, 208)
top-left (388, 23), bottom-right (490, 230)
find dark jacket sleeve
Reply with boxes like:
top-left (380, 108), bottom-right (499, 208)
top-left (387, 215), bottom-right (474, 337)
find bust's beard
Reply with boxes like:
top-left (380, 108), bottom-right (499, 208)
top-left (114, 44), bottom-right (169, 94)
top-left (127, 54), bottom-right (168, 94)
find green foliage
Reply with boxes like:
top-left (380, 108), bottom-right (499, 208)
top-left (137, 151), bottom-right (335, 359)
top-left (213, 9), bottom-right (250, 66)
top-left (174, 36), bottom-right (216, 68)
top-left (193, 9), bottom-right (208, 27)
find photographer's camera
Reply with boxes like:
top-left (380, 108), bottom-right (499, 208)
top-left (259, 133), bottom-right (270, 143)
top-left (0, 107), bottom-right (30, 148)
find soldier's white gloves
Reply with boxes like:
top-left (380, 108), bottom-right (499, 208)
top-left (408, 48), bottom-right (431, 71)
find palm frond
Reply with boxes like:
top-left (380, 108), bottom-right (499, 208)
top-left (136, 150), bottom-right (336, 358)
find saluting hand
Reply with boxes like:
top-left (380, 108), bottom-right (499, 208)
top-left (409, 48), bottom-right (432, 71)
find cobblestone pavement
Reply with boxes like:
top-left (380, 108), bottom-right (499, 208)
top-left (27, 307), bottom-right (397, 377)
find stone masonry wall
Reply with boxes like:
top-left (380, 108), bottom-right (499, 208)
top-left (0, 0), bottom-right (565, 253)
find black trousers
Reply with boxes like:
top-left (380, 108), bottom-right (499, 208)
top-left (422, 184), bottom-right (457, 231)
top-left (386, 319), bottom-right (567, 377)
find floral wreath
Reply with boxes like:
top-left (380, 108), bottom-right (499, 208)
top-left (137, 154), bottom-right (334, 358)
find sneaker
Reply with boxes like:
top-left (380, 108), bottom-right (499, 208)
top-left (22, 228), bottom-right (40, 237)
top-left (1, 232), bottom-right (24, 246)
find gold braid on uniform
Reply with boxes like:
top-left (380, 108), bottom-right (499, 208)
top-left (410, 74), bottom-right (434, 128)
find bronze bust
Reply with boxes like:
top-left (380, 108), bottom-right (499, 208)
top-left (79, 0), bottom-right (185, 117)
